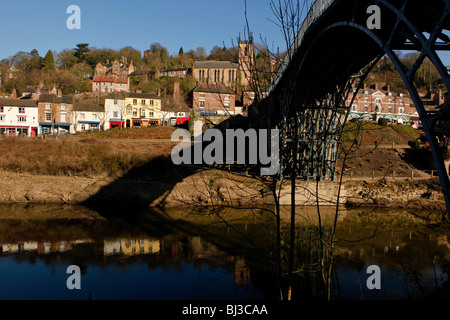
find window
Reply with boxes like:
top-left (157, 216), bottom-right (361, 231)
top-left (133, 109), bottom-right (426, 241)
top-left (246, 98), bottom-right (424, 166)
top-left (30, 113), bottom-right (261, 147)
top-left (224, 95), bottom-right (230, 101)
top-left (61, 104), bottom-right (66, 110)
top-left (400, 100), bottom-right (404, 105)
top-left (114, 100), bottom-right (118, 105)
top-left (399, 107), bottom-right (405, 114)
top-left (0, 107), bottom-right (3, 112)
top-left (80, 113), bottom-right (85, 120)
top-left (113, 111), bottom-right (119, 118)
top-left (224, 102), bottom-right (230, 108)
top-left (61, 113), bottom-right (67, 122)
top-left (199, 93), bottom-right (205, 98)
top-left (92, 114), bottom-right (97, 120)
top-left (133, 99), bottom-right (137, 105)
top-left (351, 105), bottom-right (357, 112)
top-left (45, 112), bottom-right (51, 122)
top-left (364, 105), bottom-right (369, 112)
top-left (149, 110), bottom-right (154, 117)
top-left (132, 108), bottom-right (138, 116)
top-left (18, 107), bottom-right (25, 114)
top-left (149, 100), bottom-right (154, 106)
top-left (199, 101), bottom-right (205, 108)
top-left (388, 106), bottom-right (392, 113)
top-left (140, 109), bottom-right (145, 117)
top-left (141, 99), bottom-right (146, 105)
top-left (45, 103), bottom-right (51, 110)
top-left (0, 116), bottom-right (4, 122)
top-left (388, 99), bottom-right (392, 104)
top-left (81, 124), bottom-right (85, 131)
top-left (126, 105), bottom-right (132, 114)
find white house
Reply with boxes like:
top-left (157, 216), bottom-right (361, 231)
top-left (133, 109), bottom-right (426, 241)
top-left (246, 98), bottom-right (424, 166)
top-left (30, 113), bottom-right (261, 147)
top-left (72, 104), bottom-right (105, 132)
top-left (0, 99), bottom-right (39, 136)
top-left (104, 98), bottom-right (126, 129)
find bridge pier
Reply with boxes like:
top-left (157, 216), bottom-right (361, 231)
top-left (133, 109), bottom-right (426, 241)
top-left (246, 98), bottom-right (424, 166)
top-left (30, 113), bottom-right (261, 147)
top-left (264, 180), bottom-right (347, 206)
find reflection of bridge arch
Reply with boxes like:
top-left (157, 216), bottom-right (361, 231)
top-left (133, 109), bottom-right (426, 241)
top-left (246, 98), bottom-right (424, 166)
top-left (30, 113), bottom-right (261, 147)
top-left (249, 0), bottom-right (450, 215)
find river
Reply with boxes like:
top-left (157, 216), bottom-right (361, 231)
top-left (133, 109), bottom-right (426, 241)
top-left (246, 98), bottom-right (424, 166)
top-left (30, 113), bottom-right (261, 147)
top-left (0, 203), bottom-right (449, 300)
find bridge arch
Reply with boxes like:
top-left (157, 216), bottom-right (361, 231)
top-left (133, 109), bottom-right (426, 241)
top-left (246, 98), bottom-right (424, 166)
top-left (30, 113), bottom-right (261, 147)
top-left (251, 0), bottom-right (450, 215)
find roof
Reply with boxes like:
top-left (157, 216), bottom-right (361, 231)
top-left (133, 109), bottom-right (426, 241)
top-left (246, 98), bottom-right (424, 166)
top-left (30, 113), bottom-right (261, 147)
top-left (23, 86), bottom-right (35, 93)
top-left (73, 104), bottom-right (104, 112)
top-left (192, 82), bottom-right (235, 95)
top-left (357, 88), bottom-right (409, 98)
top-left (193, 61), bottom-right (239, 69)
top-left (161, 67), bottom-right (192, 72)
top-left (127, 93), bottom-right (161, 99)
top-left (92, 76), bottom-right (128, 84)
top-left (0, 98), bottom-right (38, 107)
top-left (161, 100), bottom-right (191, 112)
top-left (38, 94), bottom-right (74, 104)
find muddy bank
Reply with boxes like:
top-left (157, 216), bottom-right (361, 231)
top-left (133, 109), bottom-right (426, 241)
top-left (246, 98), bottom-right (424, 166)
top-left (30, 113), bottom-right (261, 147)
top-left (0, 170), bottom-right (446, 211)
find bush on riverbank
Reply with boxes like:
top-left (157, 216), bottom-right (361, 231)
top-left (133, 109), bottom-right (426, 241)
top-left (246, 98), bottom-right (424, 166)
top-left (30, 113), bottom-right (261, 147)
top-left (0, 136), bottom-right (160, 177)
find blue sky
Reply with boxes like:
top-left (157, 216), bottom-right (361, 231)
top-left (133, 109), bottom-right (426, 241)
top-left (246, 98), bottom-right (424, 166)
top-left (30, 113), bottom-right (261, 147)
top-left (0, 0), bottom-right (286, 59)
top-left (0, 0), bottom-right (448, 67)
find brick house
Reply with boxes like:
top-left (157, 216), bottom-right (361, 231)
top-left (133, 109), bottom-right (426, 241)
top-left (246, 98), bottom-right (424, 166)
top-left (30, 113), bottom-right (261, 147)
top-left (92, 76), bottom-right (129, 94)
top-left (160, 67), bottom-right (192, 79)
top-left (346, 83), bottom-right (417, 124)
top-left (95, 56), bottom-right (135, 77)
top-left (38, 94), bottom-right (74, 134)
top-left (190, 83), bottom-right (236, 116)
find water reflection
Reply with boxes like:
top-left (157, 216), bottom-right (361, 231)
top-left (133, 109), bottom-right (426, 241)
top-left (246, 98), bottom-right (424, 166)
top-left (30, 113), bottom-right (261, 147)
top-left (0, 204), bottom-right (449, 300)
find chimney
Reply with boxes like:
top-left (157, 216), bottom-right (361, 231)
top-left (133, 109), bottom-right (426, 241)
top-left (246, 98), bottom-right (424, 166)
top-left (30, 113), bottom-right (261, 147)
top-left (375, 82), bottom-right (380, 91)
top-left (135, 89), bottom-right (142, 93)
top-left (158, 87), bottom-right (161, 96)
top-left (173, 82), bottom-right (180, 104)
top-left (57, 89), bottom-right (62, 97)
top-left (35, 85), bottom-right (41, 94)
top-left (10, 88), bottom-right (17, 99)
top-left (363, 83), bottom-right (367, 90)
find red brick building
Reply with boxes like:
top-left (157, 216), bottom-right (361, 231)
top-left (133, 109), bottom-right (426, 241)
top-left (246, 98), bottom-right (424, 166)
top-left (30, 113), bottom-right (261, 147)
top-left (189, 83), bottom-right (237, 116)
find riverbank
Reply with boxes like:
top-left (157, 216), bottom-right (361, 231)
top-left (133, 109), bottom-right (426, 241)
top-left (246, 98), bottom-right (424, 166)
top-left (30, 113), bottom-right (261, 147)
top-left (0, 169), bottom-right (445, 211)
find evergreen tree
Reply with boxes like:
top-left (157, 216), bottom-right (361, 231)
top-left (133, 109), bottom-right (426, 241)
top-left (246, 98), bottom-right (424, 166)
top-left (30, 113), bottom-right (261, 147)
top-left (42, 50), bottom-right (55, 71)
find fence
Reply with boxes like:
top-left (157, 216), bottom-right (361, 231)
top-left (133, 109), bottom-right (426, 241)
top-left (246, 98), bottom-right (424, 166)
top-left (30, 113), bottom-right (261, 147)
top-left (338, 169), bottom-right (440, 180)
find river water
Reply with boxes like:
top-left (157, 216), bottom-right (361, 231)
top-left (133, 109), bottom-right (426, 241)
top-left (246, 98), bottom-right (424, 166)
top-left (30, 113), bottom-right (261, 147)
top-left (0, 203), bottom-right (449, 300)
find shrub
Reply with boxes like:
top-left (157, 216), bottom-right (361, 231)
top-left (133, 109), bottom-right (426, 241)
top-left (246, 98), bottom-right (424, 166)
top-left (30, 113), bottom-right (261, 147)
top-left (378, 118), bottom-right (388, 127)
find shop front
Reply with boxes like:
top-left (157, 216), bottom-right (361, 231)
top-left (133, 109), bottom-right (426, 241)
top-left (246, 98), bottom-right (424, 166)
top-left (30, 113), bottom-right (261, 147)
top-left (109, 118), bottom-right (125, 129)
top-left (40, 123), bottom-right (72, 135)
top-left (0, 126), bottom-right (29, 136)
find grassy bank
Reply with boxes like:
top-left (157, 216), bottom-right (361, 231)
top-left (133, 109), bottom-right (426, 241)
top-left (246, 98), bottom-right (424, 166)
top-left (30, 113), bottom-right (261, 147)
top-left (0, 133), bottom-right (176, 177)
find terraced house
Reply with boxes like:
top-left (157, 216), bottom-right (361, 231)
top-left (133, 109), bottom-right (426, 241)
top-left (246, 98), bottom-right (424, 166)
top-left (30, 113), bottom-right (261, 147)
top-left (0, 98), bottom-right (39, 136)
top-left (124, 93), bottom-right (161, 127)
top-left (72, 104), bottom-right (106, 132)
top-left (37, 94), bottom-right (74, 135)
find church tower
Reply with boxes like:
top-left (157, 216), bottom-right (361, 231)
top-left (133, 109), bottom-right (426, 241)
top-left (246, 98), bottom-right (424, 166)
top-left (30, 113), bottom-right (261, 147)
top-left (238, 34), bottom-right (254, 89)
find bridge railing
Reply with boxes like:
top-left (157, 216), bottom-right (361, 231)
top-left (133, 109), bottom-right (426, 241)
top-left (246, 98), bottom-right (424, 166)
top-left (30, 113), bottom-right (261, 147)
top-left (271, 0), bottom-right (336, 91)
